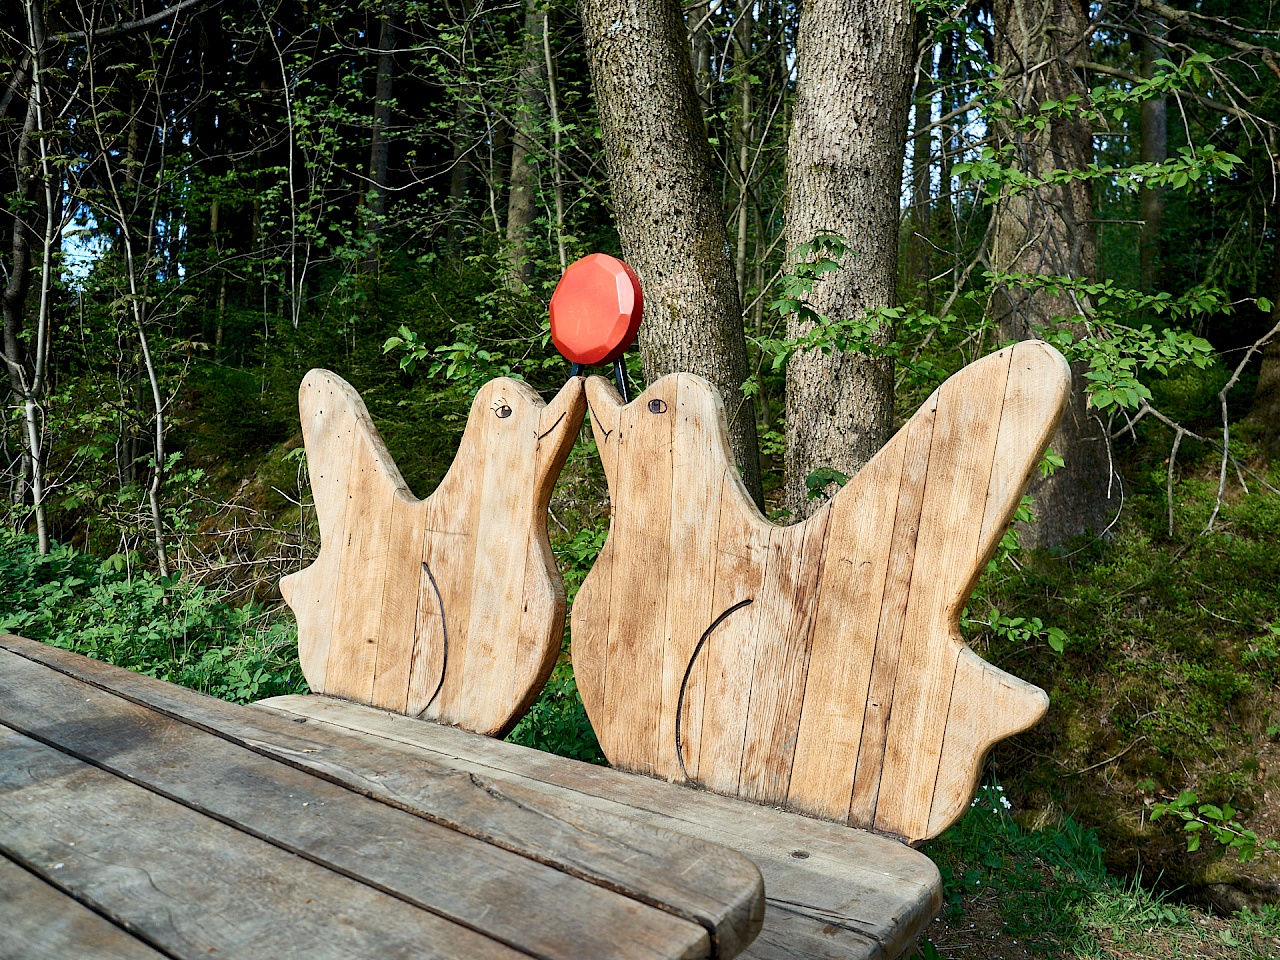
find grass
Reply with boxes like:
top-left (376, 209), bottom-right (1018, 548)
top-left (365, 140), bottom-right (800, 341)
top-left (0, 529), bottom-right (305, 703)
top-left (917, 791), bottom-right (1280, 958)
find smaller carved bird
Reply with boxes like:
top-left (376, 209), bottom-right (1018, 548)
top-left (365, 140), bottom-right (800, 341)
top-left (280, 370), bottom-right (586, 736)
top-left (571, 341), bottom-right (1068, 842)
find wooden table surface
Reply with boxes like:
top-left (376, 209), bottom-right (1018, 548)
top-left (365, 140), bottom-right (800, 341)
top-left (0, 634), bottom-right (764, 960)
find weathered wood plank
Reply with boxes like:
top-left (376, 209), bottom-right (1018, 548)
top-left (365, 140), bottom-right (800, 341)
top-left (601, 374), bottom-right (676, 775)
top-left (281, 371), bottom-right (586, 735)
top-left (0, 855), bottom-right (167, 960)
top-left (660, 373), bottom-right (724, 783)
top-left (737, 516), bottom-right (828, 806)
top-left (872, 348), bottom-right (1011, 839)
top-left (325, 420), bottom-right (397, 703)
top-left (695, 468), bottom-right (768, 797)
top-left (256, 694), bottom-right (943, 960)
top-left (785, 434), bottom-right (904, 823)
top-left (0, 647), bottom-right (715, 960)
top-left (280, 371), bottom-right (359, 690)
top-left (0, 725), bottom-right (530, 960)
top-left (571, 342), bottom-right (1067, 841)
top-left (848, 395), bottom-right (937, 829)
top-left (369, 485), bottom-right (428, 713)
top-left (0, 636), bottom-right (764, 960)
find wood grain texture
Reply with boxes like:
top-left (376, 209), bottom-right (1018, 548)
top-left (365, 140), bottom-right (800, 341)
top-left (0, 635), bottom-right (764, 960)
top-left (257, 694), bottom-right (943, 960)
top-left (0, 856), bottom-right (167, 960)
top-left (572, 341), bottom-right (1070, 842)
top-left (279, 371), bottom-right (586, 735)
top-left (0, 646), bottom-right (715, 960)
top-left (0, 727), bottom-right (529, 960)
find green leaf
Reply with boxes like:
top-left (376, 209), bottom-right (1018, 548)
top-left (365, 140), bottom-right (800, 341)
top-left (805, 467), bottom-right (850, 499)
top-left (1046, 627), bottom-right (1067, 653)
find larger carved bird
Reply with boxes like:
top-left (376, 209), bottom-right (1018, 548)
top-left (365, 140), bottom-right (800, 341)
top-left (280, 370), bottom-right (586, 736)
top-left (570, 341), bottom-right (1069, 842)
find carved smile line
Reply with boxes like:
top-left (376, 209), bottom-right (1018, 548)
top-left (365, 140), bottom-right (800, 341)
top-left (674, 597), bottom-right (755, 784)
top-left (537, 410), bottom-right (566, 442)
top-left (585, 399), bottom-right (614, 444)
top-left (418, 560), bottom-right (448, 714)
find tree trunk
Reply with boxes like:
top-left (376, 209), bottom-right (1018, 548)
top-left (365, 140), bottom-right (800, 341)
top-left (2, 4), bottom-right (52, 553)
top-left (1139, 17), bottom-right (1166, 293)
top-left (937, 32), bottom-right (956, 250)
top-left (543, 17), bottom-right (567, 271)
top-left (504, 0), bottom-right (546, 290)
top-left (781, 0), bottom-right (915, 519)
top-left (579, 0), bottom-right (763, 506)
top-left (991, 0), bottom-right (1114, 547)
top-left (687, 2), bottom-right (712, 117)
top-left (908, 18), bottom-right (934, 295)
top-left (366, 0), bottom-right (396, 273)
top-left (445, 0), bottom-right (476, 239)
top-left (732, 0), bottom-right (753, 300)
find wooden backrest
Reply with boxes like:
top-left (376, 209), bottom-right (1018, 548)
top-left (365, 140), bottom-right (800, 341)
top-left (571, 341), bottom-right (1069, 843)
top-left (280, 370), bottom-right (586, 736)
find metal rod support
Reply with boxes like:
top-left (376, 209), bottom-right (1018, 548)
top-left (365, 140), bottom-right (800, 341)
top-left (612, 358), bottom-right (630, 403)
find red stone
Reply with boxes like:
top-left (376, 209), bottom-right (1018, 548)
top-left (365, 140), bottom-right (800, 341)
top-left (549, 253), bottom-right (643, 366)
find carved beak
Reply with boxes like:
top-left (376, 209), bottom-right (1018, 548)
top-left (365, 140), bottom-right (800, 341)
top-left (584, 375), bottom-right (625, 483)
top-left (533, 376), bottom-right (587, 497)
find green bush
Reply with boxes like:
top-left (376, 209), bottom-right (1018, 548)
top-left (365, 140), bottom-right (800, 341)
top-left (0, 531), bottom-right (305, 703)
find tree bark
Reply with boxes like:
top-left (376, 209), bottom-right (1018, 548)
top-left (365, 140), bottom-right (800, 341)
top-left (908, 17), bottom-right (934, 295)
top-left (991, 0), bottom-right (1115, 547)
top-left (504, 0), bottom-right (546, 290)
top-left (687, 2), bottom-right (712, 117)
top-left (2, 2), bottom-right (52, 553)
top-left (578, 0), bottom-right (763, 505)
top-left (543, 16), bottom-right (567, 271)
top-left (732, 0), bottom-right (753, 300)
top-left (1139, 16), bottom-right (1166, 293)
top-left (781, 0), bottom-right (915, 518)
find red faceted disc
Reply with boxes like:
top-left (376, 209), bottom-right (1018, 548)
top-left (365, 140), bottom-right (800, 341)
top-left (549, 253), bottom-right (643, 366)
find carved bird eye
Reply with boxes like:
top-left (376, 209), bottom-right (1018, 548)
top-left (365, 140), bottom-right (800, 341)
top-left (647, 399), bottom-right (667, 414)
top-left (495, 404), bottom-right (512, 419)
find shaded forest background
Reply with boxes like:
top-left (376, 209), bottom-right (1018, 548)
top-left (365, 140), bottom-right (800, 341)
top-left (5, 0), bottom-right (1280, 949)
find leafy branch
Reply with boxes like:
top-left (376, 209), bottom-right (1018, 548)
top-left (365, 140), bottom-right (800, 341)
top-left (1151, 792), bottom-right (1279, 863)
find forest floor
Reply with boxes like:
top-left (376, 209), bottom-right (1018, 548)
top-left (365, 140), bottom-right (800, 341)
top-left (913, 796), bottom-right (1280, 959)
top-left (924, 904), bottom-right (1280, 960)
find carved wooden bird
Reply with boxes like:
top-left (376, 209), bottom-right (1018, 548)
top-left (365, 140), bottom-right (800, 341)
top-left (280, 370), bottom-right (586, 736)
top-left (570, 340), bottom-right (1069, 842)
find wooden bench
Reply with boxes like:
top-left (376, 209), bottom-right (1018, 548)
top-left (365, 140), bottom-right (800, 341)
top-left (262, 339), bottom-right (1071, 959)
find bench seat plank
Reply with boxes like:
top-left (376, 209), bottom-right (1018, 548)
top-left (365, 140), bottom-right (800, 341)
top-left (0, 726), bottom-right (531, 960)
top-left (0, 634), bottom-right (763, 960)
top-left (0, 856), bottom-right (168, 960)
top-left (0, 646), bottom-right (717, 960)
top-left (257, 694), bottom-right (943, 960)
